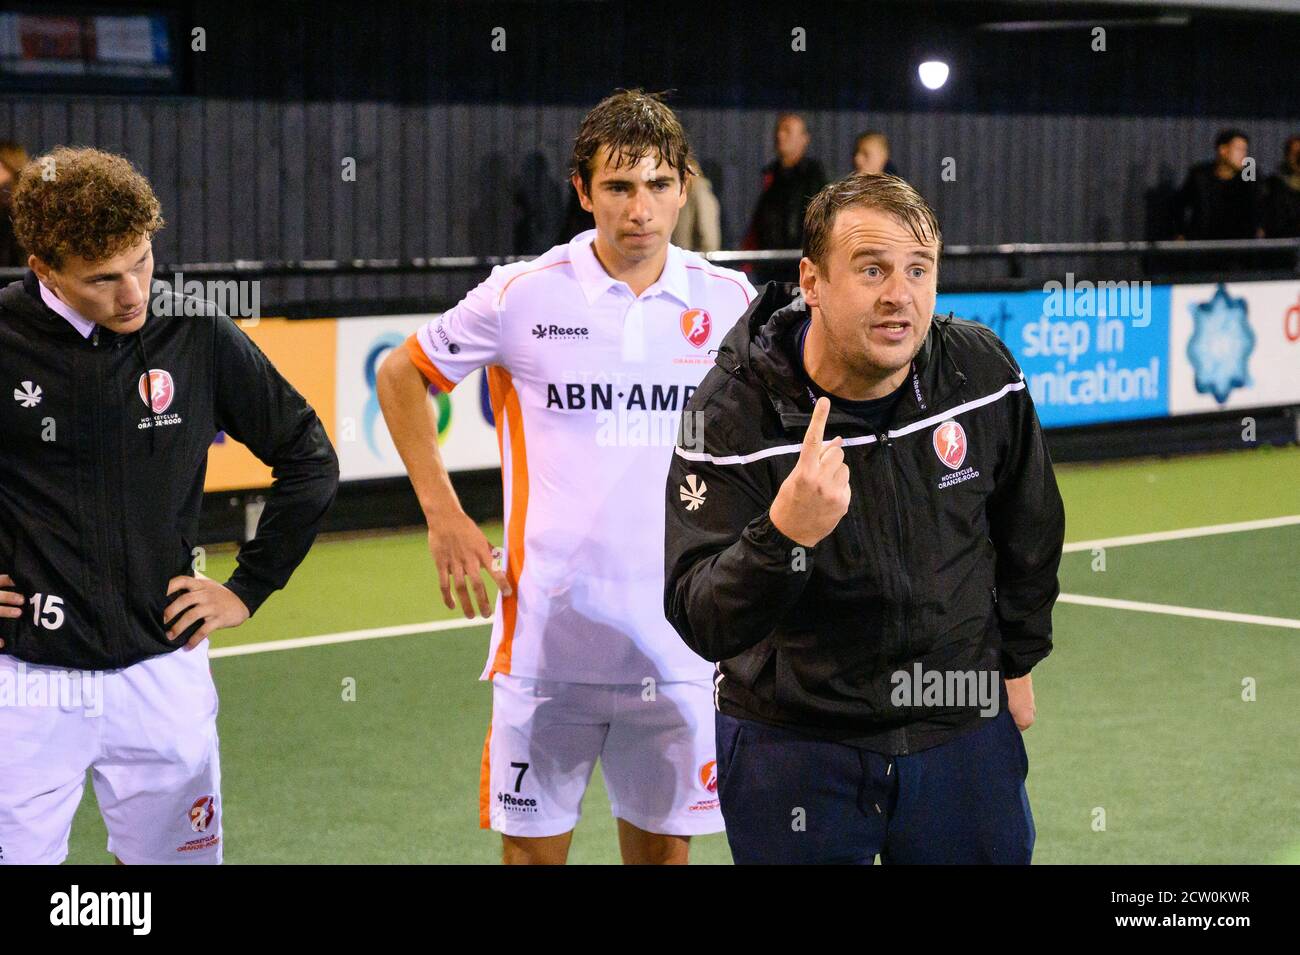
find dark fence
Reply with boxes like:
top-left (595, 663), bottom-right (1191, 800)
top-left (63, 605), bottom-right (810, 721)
top-left (6, 91), bottom-right (1300, 314)
top-left (5, 236), bottom-right (1297, 318)
top-left (8, 241), bottom-right (1295, 542)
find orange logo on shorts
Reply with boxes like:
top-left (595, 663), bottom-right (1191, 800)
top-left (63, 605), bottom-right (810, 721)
top-left (189, 795), bottom-right (216, 833)
top-left (699, 760), bottom-right (718, 793)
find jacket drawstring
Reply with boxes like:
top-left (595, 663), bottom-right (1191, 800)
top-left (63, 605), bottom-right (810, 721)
top-left (937, 317), bottom-right (970, 392)
top-left (134, 331), bottom-right (156, 455)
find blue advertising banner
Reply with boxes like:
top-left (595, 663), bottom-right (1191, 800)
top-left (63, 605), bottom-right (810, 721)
top-left (936, 281), bottom-right (1172, 428)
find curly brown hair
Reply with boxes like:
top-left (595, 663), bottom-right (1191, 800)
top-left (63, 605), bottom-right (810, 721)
top-left (570, 89), bottom-right (693, 195)
top-left (11, 147), bottom-right (164, 268)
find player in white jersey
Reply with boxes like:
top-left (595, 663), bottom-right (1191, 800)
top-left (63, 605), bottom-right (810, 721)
top-left (378, 90), bottom-right (755, 864)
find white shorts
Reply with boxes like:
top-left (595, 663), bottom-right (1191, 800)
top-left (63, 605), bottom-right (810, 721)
top-left (480, 673), bottom-right (723, 838)
top-left (0, 644), bottom-right (223, 865)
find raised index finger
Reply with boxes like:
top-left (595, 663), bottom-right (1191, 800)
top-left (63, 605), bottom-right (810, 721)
top-left (801, 396), bottom-right (831, 459)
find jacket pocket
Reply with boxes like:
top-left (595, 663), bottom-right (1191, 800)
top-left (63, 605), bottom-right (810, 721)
top-left (151, 535), bottom-right (198, 634)
top-left (773, 646), bottom-right (804, 710)
top-left (1006, 709), bottom-right (1030, 781)
top-left (715, 719), bottom-right (746, 804)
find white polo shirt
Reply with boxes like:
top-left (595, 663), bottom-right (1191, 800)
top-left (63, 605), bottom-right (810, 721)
top-left (407, 230), bottom-right (756, 684)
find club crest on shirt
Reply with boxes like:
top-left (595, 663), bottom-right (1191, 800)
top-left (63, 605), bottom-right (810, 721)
top-left (932, 419), bottom-right (968, 471)
top-left (138, 368), bottom-right (175, 414)
top-left (680, 308), bottom-right (711, 349)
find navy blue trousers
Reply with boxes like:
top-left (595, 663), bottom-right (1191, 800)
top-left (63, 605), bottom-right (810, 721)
top-left (716, 707), bottom-right (1035, 864)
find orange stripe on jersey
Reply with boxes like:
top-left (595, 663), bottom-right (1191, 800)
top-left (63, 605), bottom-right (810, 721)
top-left (497, 259), bottom-right (572, 307)
top-left (485, 365), bottom-right (528, 677)
top-left (405, 333), bottom-right (458, 393)
top-left (478, 722), bottom-right (493, 829)
top-left (685, 264), bottom-right (753, 304)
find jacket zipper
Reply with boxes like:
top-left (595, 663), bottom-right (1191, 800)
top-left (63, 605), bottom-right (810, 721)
top-left (112, 334), bottom-right (134, 654)
top-left (879, 434), bottom-right (913, 674)
top-left (90, 330), bottom-right (123, 664)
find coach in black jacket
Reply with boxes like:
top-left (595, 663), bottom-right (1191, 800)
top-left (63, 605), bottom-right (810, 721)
top-left (664, 174), bottom-right (1064, 864)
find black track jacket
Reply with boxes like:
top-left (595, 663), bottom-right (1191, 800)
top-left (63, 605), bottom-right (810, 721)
top-left (0, 272), bottom-right (338, 670)
top-left (664, 282), bottom-right (1065, 754)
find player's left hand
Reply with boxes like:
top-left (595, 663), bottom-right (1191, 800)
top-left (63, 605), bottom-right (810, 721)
top-left (1005, 673), bottom-right (1035, 730)
top-left (164, 575), bottom-right (250, 649)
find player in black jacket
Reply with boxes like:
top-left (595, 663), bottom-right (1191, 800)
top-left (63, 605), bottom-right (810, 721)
top-left (0, 147), bottom-right (337, 864)
top-left (664, 174), bottom-right (1065, 864)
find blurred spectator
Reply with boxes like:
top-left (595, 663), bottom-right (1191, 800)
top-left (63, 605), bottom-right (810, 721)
top-left (0, 141), bottom-right (29, 268)
top-left (743, 112), bottom-right (827, 251)
top-left (1142, 163), bottom-right (1185, 275)
top-left (1176, 129), bottom-right (1260, 240)
top-left (852, 130), bottom-right (901, 178)
top-left (1144, 164), bottom-right (1182, 240)
top-left (671, 160), bottom-right (721, 253)
top-left (513, 152), bottom-right (566, 255)
top-left (1260, 135), bottom-right (1300, 238)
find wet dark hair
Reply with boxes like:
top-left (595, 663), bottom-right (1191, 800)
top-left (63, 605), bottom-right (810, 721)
top-left (570, 89), bottom-right (692, 195)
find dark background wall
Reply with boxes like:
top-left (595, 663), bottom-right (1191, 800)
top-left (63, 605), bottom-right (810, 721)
top-left (1, 0), bottom-right (1295, 309)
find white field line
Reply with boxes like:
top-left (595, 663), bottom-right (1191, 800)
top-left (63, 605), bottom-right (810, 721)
top-left (1057, 593), bottom-right (1300, 630)
top-left (208, 516), bottom-right (1300, 658)
top-left (209, 617), bottom-right (490, 658)
top-left (1063, 515), bottom-right (1300, 553)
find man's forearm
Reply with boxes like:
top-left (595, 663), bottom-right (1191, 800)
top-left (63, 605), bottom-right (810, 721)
top-left (376, 349), bottom-right (464, 524)
top-left (666, 510), bottom-right (814, 662)
top-left (225, 415), bottom-right (338, 616)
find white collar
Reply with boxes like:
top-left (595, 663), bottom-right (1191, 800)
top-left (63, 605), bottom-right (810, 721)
top-left (568, 230), bottom-right (691, 308)
top-left (38, 280), bottom-right (96, 339)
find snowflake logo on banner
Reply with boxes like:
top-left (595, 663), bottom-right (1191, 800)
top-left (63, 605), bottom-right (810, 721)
top-left (1186, 284), bottom-right (1254, 404)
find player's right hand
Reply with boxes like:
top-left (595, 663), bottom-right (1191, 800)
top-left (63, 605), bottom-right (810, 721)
top-left (769, 397), bottom-right (852, 548)
top-left (428, 513), bottom-right (512, 619)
